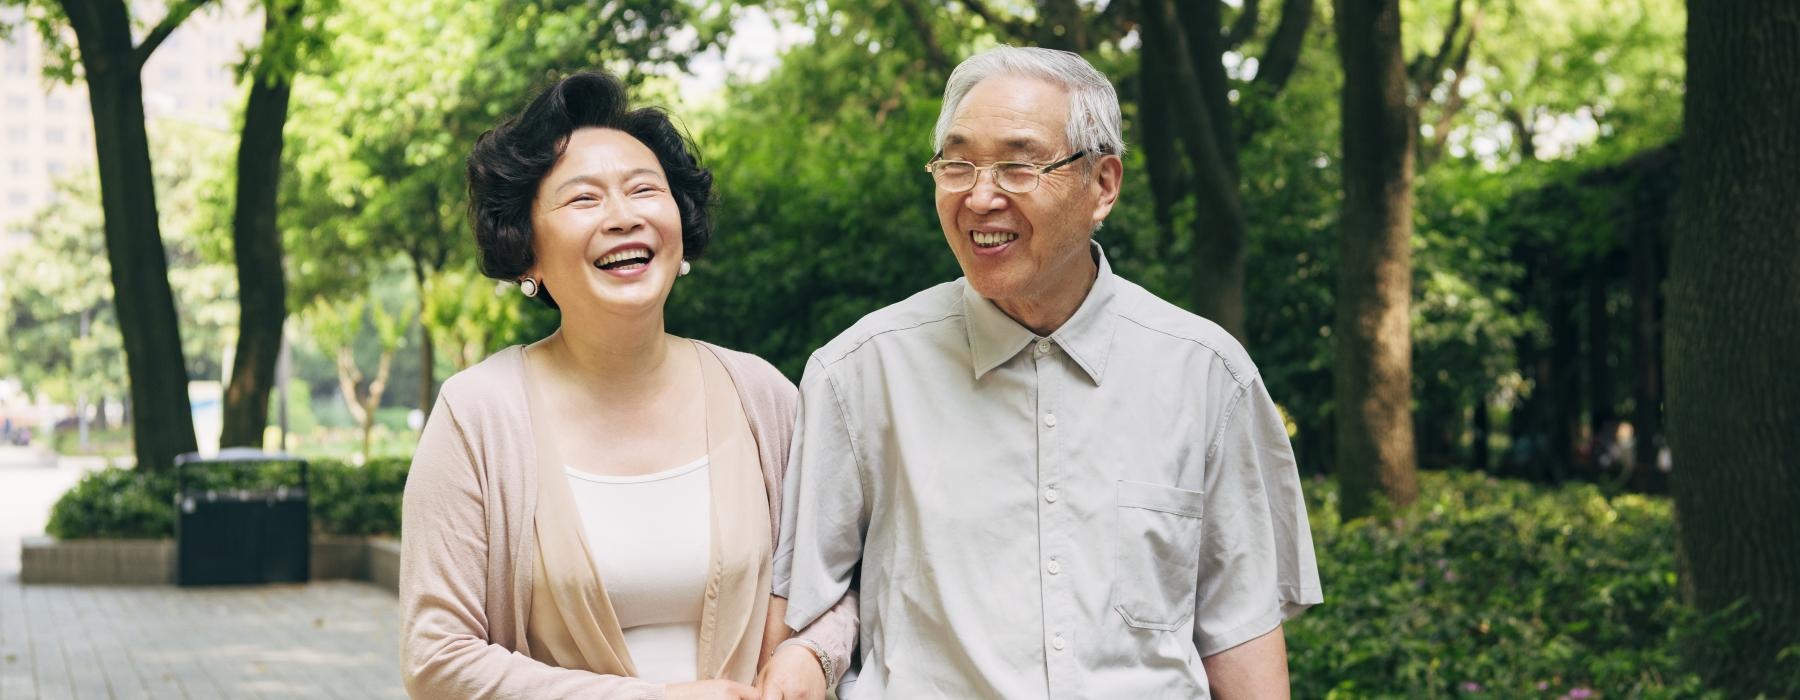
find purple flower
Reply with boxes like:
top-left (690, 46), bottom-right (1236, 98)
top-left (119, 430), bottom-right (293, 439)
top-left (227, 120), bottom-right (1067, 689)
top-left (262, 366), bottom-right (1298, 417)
top-left (1568, 688), bottom-right (1594, 699)
top-left (1443, 569), bottom-right (1458, 582)
top-left (1460, 681), bottom-right (1483, 693)
top-left (1536, 681), bottom-right (1550, 691)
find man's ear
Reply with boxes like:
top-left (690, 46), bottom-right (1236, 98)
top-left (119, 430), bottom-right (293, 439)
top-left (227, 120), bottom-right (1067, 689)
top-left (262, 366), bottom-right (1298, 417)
top-left (1090, 154), bottom-right (1124, 227)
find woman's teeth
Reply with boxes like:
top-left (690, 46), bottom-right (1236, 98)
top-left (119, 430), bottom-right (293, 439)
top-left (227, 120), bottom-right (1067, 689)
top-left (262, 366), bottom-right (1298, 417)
top-left (973, 231), bottom-right (1019, 248)
top-left (596, 249), bottom-right (652, 270)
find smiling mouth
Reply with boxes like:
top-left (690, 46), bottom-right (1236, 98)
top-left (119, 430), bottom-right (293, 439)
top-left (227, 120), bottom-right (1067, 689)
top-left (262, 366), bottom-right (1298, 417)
top-left (972, 230), bottom-right (1019, 248)
top-left (595, 248), bottom-right (653, 271)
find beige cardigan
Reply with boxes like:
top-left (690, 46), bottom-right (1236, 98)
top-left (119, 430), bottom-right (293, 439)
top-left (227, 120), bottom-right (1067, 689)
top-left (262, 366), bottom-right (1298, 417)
top-left (400, 343), bottom-right (857, 699)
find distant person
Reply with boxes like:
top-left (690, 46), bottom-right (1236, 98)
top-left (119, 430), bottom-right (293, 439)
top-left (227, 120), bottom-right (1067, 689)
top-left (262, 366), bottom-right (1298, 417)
top-left (400, 71), bottom-right (853, 700)
top-left (775, 47), bottom-right (1323, 697)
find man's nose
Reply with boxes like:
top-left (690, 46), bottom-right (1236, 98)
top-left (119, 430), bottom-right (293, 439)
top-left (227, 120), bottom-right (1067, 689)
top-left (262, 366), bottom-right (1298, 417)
top-left (963, 175), bottom-right (1010, 215)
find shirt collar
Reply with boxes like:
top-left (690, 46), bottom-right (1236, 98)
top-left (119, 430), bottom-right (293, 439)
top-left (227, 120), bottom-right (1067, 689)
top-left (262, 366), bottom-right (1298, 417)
top-left (962, 241), bottom-right (1120, 384)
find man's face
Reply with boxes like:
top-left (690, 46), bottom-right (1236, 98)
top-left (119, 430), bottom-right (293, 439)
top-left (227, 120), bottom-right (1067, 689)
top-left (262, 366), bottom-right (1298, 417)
top-left (934, 76), bottom-right (1120, 313)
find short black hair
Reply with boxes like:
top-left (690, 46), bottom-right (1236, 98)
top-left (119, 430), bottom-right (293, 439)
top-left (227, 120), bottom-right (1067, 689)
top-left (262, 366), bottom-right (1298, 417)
top-left (466, 70), bottom-right (714, 309)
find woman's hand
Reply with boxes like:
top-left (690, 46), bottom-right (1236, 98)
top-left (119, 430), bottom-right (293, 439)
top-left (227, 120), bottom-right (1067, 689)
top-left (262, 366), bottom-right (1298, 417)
top-left (664, 679), bottom-right (760, 700)
top-left (753, 645), bottom-right (828, 700)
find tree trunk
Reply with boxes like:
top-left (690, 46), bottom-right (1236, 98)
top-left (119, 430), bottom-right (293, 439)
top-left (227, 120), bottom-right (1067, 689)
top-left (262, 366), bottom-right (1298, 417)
top-left (1176, 0), bottom-right (1240, 178)
top-left (1585, 258), bottom-right (1615, 472)
top-left (1136, 35), bottom-right (1183, 256)
top-left (220, 12), bottom-right (295, 449)
top-left (412, 260), bottom-right (437, 418)
top-left (418, 323), bottom-right (435, 418)
top-left (336, 345), bottom-right (393, 459)
top-left (1629, 178), bottom-right (1667, 493)
top-left (1548, 266), bottom-right (1579, 481)
top-left (1666, 0), bottom-right (1800, 692)
top-left (1139, 0), bottom-right (1250, 341)
top-left (1333, 0), bottom-right (1418, 519)
top-left (61, 0), bottom-right (198, 472)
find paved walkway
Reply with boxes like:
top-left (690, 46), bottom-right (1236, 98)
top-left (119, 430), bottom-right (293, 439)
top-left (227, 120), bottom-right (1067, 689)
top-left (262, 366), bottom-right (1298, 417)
top-left (0, 448), bottom-right (405, 699)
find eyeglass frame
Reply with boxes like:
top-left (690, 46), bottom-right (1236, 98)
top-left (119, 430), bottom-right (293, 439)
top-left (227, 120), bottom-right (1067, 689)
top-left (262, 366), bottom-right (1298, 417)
top-left (924, 150), bottom-right (1089, 194)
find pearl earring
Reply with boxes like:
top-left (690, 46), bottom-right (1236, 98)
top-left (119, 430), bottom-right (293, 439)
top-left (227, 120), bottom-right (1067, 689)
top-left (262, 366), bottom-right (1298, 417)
top-left (520, 278), bottom-right (539, 297)
top-left (678, 260), bottom-right (692, 277)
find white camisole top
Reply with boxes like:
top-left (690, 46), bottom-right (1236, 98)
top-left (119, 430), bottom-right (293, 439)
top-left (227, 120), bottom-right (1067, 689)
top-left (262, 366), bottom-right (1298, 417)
top-left (562, 456), bottom-right (712, 682)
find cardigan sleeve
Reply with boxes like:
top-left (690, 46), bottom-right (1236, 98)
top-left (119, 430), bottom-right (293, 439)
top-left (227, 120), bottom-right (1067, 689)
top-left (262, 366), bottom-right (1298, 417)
top-left (399, 391), bottom-right (666, 700)
top-left (710, 344), bottom-right (861, 685)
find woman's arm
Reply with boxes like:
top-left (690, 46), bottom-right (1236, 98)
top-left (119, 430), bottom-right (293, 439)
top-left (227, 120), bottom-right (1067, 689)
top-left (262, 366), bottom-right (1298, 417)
top-left (755, 593), bottom-right (859, 700)
top-left (400, 395), bottom-right (665, 699)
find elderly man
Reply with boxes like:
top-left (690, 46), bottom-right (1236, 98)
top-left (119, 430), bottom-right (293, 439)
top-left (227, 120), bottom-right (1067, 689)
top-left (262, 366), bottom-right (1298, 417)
top-left (774, 47), bottom-right (1322, 698)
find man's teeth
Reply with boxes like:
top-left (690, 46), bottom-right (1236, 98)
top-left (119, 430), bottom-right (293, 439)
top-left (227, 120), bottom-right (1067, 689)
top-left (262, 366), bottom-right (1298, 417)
top-left (972, 231), bottom-right (1019, 247)
top-left (596, 249), bottom-right (652, 268)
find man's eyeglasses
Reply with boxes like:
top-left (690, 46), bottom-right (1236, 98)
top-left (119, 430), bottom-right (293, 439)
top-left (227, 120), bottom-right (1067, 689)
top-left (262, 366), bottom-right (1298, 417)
top-left (925, 151), bottom-right (1087, 194)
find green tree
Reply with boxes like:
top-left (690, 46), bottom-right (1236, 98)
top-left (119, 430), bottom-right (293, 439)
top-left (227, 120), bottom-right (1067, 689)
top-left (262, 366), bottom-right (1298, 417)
top-left (221, 0), bottom-right (334, 448)
top-left (3, 0), bottom-right (216, 470)
top-left (2, 132), bottom-right (238, 441)
top-left (301, 289), bottom-right (411, 460)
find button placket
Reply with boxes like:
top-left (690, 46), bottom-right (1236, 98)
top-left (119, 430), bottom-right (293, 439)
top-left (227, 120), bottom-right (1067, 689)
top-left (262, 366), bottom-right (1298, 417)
top-left (1036, 350), bottom-right (1077, 695)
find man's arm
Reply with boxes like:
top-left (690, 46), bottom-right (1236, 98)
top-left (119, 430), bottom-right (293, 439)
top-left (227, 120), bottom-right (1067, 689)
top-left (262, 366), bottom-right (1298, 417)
top-left (1191, 375), bottom-right (1321, 689)
top-left (761, 357), bottom-right (868, 699)
top-left (1201, 626), bottom-right (1291, 699)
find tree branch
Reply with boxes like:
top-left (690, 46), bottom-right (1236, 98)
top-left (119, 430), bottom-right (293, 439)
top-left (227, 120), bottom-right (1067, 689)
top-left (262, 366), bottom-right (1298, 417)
top-left (1412, 0), bottom-right (1465, 95)
top-left (1421, 10), bottom-right (1480, 167)
top-left (959, 0), bottom-right (1029, 40)
top-left (898, 0), bottom-right (952, 76)
top-left (1250, 0), bottom-right (1311, 93)
top-left (133, 0), bottom-right (214, 69)
top-left (1176, 0), bottom-right (1239, 175)
top-left (1138, 0), bottom-right (1246, 235)
top-left (1223, 0), bottom-right (1261, 51)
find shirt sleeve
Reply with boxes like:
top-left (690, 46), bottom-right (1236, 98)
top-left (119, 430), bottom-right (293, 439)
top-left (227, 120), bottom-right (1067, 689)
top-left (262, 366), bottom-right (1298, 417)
top-left (774, 356), bottom-right (869, 632)
top-left (1192, 375), bottom-right (1324, 657)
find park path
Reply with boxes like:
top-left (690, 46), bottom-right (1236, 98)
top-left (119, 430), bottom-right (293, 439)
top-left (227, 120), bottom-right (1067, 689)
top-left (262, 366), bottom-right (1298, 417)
top-left (0, 447), bottom-right (405, 699)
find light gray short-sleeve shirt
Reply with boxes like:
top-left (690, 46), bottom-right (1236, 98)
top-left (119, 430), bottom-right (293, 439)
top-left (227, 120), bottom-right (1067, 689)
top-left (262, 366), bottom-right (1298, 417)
top-left (775, 243), bottom-right (1323, 699)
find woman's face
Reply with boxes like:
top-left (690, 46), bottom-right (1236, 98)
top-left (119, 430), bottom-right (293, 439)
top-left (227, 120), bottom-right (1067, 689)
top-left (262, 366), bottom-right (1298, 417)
top-left (526, 127), bottom-right (685, 321)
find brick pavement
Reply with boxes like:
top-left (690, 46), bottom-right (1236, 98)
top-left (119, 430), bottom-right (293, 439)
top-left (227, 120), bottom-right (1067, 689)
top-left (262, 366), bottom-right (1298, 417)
top-left (1, 450), bottom-right (406, 699)
top-left (0, 579), bottom-right (404, 699)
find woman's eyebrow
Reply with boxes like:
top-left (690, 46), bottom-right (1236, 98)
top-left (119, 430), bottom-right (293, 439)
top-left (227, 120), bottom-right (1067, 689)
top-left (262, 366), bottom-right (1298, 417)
top-left (551, 168), bottom-right (663, 195)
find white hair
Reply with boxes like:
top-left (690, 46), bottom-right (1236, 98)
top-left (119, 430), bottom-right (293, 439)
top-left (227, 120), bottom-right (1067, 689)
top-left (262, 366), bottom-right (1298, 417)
top-left (932, 46), bottom-right (1126, 160)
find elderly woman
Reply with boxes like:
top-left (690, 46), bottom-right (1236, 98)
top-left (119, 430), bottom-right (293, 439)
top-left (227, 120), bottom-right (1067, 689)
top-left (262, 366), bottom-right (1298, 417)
top-left (399, 71), bottom-right (854, 700)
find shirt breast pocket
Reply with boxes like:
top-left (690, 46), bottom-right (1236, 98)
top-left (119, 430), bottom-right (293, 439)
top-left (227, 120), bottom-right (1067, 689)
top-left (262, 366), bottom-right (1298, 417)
top-left (1112, 479), bottom-right (1206, 632)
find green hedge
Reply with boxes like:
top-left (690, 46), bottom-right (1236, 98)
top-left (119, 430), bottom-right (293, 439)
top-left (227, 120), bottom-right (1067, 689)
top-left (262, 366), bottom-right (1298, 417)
top-left (46, 457), bottom-right (410, 539)
top-left (1288, 471), bottom-right (1713, 698)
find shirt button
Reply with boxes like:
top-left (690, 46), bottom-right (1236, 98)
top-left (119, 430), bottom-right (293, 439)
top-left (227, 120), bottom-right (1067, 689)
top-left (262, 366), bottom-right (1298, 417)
top-left (1045, 487), bottom-right (1059, 503)
top-left (1047, 559), bottom-right (1061, 575)
top-left (1043, 413), bottom-right (1057, 427)
top-left (1036, 339), bottom-right (1052, 354)
top-left (1052, 635), bottom-right (1067, 651)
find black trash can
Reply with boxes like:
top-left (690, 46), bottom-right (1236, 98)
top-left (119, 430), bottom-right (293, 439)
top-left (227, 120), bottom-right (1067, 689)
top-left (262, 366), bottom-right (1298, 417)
top-left (174, 448), bottom-right (311, 586)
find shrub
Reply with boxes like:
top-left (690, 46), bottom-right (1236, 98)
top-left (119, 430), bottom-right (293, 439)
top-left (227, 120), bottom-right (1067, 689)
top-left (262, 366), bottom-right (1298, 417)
top-left (46, 456), bottom-right (410, 539)
top-left (44, 466), bottom-right (177, 539)
top-left (1287, 471), bottom-right (1713, 698)
top-left (310, 457), bottom-right (409, 535)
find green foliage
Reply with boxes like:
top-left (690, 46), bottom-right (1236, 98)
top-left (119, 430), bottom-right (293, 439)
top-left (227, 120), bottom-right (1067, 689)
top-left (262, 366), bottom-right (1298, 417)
top-left (308, 456), bottom-right (409, 536)
top-left (44, 466), bottom-right (177, 540)
top-left (0, 123), bottom-right (238, 405)
top-left (46, 457), bottom-right (410, 539)
top-left (1290, 471), bottom-right (1713, 698)
top-left (665, 4), bottom-right (967, 376)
